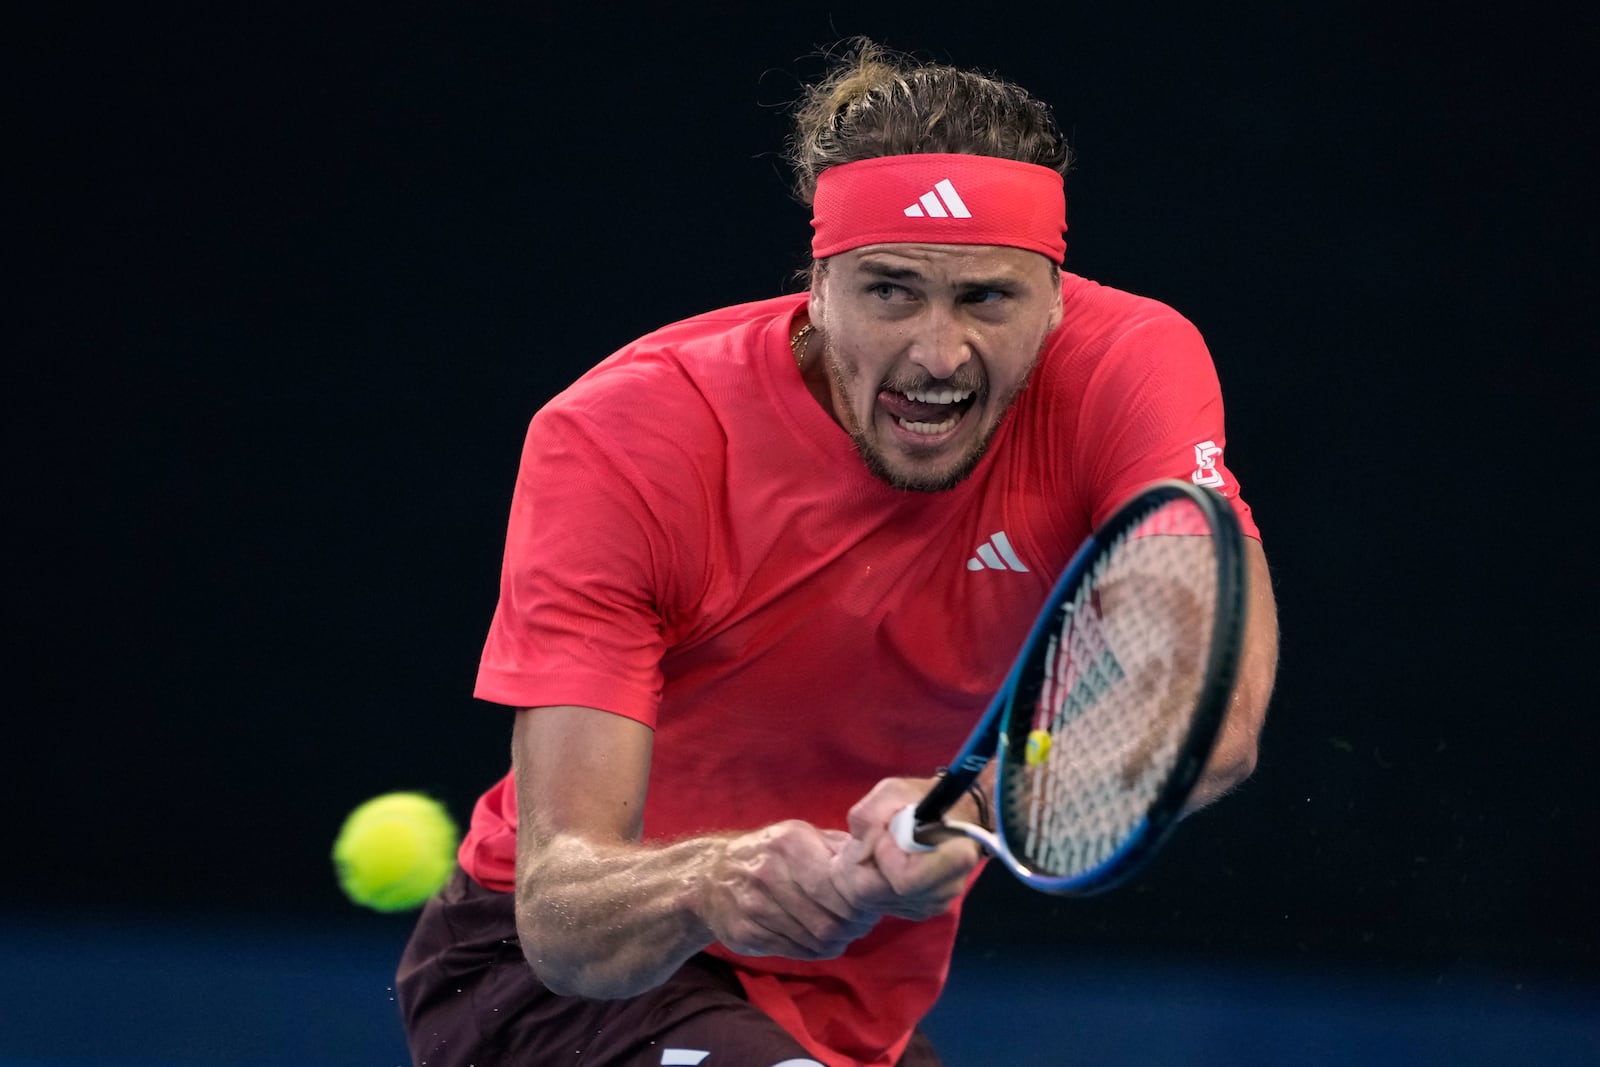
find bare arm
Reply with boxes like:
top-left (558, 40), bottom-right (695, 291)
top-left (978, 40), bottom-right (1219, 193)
top-left (1186, 536), bottom-right (1278, 809)
top-left (511, 705), bottom-right (882, 999)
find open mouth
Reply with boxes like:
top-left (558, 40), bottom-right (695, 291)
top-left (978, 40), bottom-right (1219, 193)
top-left (877, 386), bottom-right (978, 436)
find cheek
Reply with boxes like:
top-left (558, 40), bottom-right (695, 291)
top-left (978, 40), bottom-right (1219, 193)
top-left (831, 348), bottom-right (870, 392)
top-left (986, 339), bottom-right (1043, 394)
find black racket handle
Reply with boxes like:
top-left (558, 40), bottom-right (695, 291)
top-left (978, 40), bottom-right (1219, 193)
top-left (914, 763), bottom-right (983, 828)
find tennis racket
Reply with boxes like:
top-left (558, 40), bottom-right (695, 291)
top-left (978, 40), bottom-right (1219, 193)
top-left (890, 479), bottom-right (1247, 894)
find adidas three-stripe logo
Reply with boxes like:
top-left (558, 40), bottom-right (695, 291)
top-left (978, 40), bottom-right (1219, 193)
top-left (967, 531), bottom-right (1029, 572)
top-left (903, 178), bottom-right (972, 218)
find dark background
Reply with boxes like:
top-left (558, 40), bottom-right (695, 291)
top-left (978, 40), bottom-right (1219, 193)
top-left (14, 0), bottom-right (1595, 1008)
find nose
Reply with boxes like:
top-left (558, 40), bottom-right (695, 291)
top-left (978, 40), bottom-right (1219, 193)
top-left (907, 309), bottom-right (972, 380)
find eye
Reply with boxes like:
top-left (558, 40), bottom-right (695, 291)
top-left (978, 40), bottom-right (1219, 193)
top-left (869, 282), bottom-right (907, 301)
top-left (964, 288), bottom-right (1010, 304)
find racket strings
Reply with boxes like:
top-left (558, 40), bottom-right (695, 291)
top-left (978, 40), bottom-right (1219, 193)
top-left (1003, 506), bottom-right (1219, 880)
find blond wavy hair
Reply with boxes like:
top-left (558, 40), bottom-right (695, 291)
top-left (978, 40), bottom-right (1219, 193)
top-left (786, 39), bottom-right (1071, 207)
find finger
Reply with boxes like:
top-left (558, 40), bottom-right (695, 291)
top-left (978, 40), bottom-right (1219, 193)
top-left (771, 823), bottom-right (881, 924)
top-left (733, 823), bottom-right (880, 954)
top-left (818, 828), bottom-right (853, 853)
top-left (712, 872), bottom-right (864, 958)
top-left (751, 884), bottom-right (877, 957)
top-left (829, 839), bottom-right (888, 898)
top-left (867, 834), bottom-right (982, 917)
top-left (850, 777), bottom-right (946, 852)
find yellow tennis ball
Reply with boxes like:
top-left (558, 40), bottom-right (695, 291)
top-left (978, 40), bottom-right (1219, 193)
top-left (332, 792), bottom-right (458, 912)
top-left (1025, 729), bottom-right (1052, 767)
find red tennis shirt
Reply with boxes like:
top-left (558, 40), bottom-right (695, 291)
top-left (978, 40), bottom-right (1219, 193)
top-left (463, 275), bottom-right (1258, 1067)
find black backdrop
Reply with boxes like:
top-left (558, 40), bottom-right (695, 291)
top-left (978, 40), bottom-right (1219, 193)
top-left (15, 4), bottom-right (1596, 989)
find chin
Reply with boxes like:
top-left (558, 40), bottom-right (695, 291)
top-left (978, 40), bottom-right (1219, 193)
top-left (857, 441), bottom-right (988, 493)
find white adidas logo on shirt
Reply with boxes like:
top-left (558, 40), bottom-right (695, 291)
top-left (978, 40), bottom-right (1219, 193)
top-left (903, 178), bottom-right (972, 218)
top-left (967, 531), bottom-right (1029, 572)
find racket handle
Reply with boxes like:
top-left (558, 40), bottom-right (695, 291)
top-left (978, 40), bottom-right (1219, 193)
top-left (891, 804), bottom-right (936, 853)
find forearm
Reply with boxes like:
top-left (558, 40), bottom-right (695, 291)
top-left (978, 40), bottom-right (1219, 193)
top-left (510, 706), bottom-right (888, 999)
top-left (518, 816), bottom-right (884, 999)
top-left (1186, 663), bottom-right (1272, 809)
top-left (516, 832), bottom-right (727, 999)
top-left (1187, 538), bottom-right (1278, 810)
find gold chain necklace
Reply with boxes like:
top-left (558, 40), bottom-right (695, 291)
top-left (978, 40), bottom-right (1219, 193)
top-left (789, 322), bottom-right (814, 366)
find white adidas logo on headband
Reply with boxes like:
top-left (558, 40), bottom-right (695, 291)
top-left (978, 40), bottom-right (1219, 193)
top-left (903, 179), bottom-right (972, 218)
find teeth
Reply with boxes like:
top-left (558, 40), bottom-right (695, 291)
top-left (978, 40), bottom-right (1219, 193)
top-left (901, 387), bottom-right (973, 404)
top-left (897, 416), bottom-right (960, 435)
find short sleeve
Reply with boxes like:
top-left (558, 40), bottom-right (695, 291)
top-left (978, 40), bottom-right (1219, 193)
top-left (1072, 313), bottom-right (1259, 538)
top-left (473, 404), bottom-right (673, 724)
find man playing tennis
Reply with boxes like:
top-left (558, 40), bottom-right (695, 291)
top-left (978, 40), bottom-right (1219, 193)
top-left (399, 40), bottom-right (1279, 1067)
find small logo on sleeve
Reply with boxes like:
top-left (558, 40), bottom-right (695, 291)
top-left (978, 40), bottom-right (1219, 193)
top-left (1191, 440), bottom-right (1224, 488)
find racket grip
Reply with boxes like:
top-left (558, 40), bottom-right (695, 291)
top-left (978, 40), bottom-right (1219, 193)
top-left (891, 804), bottom-right (936, 853)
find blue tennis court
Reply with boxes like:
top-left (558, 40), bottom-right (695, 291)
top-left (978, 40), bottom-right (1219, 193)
top-left (3, 915), bottom-right (1593, 1066)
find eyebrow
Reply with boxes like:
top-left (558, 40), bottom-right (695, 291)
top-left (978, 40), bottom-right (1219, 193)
top-left (855, 260), bottom-right (1021, 290)
top-left (857, 261), bottom-right (926, 282)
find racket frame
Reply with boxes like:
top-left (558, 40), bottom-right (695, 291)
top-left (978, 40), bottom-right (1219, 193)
top-left (895, 479), bottom-right (1247, 894)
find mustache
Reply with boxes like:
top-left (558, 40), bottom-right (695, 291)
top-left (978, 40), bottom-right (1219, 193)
top-left (878, 371), bottom-right (987, 397)
top-left (812, 333), bottom-right (988, 398)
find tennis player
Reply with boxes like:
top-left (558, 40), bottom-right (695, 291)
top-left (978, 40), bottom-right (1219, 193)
top-left (398, 40), bottom-right (1279, 1067)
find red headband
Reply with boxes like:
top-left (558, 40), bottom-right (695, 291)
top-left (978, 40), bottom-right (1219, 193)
top-left (811, 154), bottom-right (1066, 262)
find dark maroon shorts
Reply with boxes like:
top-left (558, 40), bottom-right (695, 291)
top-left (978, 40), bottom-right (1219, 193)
top-left (397, 869), bottom-right (942, 1067)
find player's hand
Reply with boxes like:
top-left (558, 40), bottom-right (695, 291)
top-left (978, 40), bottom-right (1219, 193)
top-left (830, 778), bottom-right (982, 921)
top-left (698, 820), bottom-right (880, 960)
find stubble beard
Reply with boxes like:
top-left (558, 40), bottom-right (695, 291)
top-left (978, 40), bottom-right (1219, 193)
top-left (823, 339), bottom-right (1037, 494)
